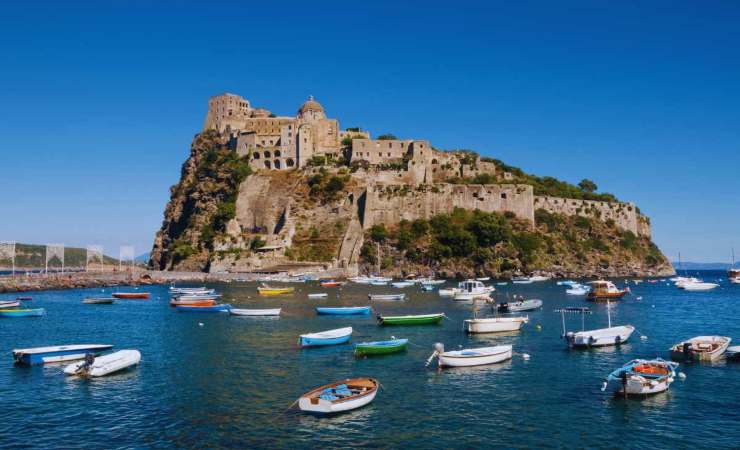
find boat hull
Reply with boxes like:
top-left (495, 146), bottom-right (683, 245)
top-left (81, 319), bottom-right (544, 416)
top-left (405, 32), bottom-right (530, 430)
top-left (354, 339), bottom-right (408, 356)
top-left (0, 308), bottom-right (45, 318)
top-left (13, 344), bottom-right (114, 365)
top-left (112, 293), bottom-right (150, 299)
top-left (175, 304), bottom-right (231, 313)
top-left (316, 306), bottom-right (370, 316)
top-left (300, 334), bottom-right (352, 347)
top-left (63, 349), bottom-right (141, 377)
top-left (670, 336), bottom-right (731, 361)
top-left (229, 308), bottom-right (281, 316)
top-left (298, 378), bottom-right (378, 414)
top-left (464, 317), bottom-right (528, 334)
top-left (567, 325), bottom-right (635, 348)
top-left (438, 345), bottom-right (512, 368)
top-left (378, 314), bottom-right (444, 325)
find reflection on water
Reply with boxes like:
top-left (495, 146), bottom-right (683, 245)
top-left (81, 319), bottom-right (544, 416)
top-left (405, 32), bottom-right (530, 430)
top-left (0, 274), bottom-right (738, 448)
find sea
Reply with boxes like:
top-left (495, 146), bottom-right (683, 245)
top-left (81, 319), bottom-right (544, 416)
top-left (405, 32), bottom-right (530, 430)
top-left (1, 271), bottom-right (738, 449)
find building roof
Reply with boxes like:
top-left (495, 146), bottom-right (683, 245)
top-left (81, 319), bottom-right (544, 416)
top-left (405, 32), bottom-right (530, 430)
top-left (298, 95), bottom-right (324, 114)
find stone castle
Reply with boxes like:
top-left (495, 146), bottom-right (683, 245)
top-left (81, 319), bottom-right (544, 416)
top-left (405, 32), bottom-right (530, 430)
top-left (199, 93), bottom-right (652, 272)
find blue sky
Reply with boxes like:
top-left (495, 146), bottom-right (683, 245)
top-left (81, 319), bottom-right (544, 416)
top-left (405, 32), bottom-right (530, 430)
top-left (1, 1), bottom-right (739, 262)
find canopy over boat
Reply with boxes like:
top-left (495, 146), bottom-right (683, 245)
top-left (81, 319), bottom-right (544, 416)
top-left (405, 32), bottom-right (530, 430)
top-left (298, 377), bottom-right (378, 414)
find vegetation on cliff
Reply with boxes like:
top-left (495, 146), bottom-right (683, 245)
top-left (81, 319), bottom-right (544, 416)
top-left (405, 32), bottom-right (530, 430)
top-left (360, 207), bottom-right (669, 277)
top-left (0, 243), bottom-right (119, 269)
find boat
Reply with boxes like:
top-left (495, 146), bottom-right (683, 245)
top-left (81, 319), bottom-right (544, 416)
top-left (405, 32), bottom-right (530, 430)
top-left (229, 308), bottom-right (281, 316)
top-left (377, 313), bottom-right (444, 326)
top-left (497, 298), bottom-right (542, 312)
top-left (0, 301), bottom-right (21, 308)
top-left (320, 280), bottom-right (344, 287)
top-left (316, 306), bottom-right (371, 315)
top-left (559, 301), bottom-right (634, 348)
top-left (354, 338), bottom-right (408, 356)
top-left (556, 280), bottom-right (579, 286)
top-left (586, 281), bottom-right (628, 301)
top-left (453, 280), bottom-right (494, 301)
top-left (348, 276), bottom-right (372, 284)
top-left (257, 285), bottom-right (294, 295)
top-left (369, 280), bottom-right (389, 286)
top-left (496, 282), bottom-right (509, 286)
top-left (169, 298), bottom-right (215, 307)
top-left (172, 293), bottom-right (222, 300)
top-left (368, 293), bottom-right (405, 301)
top-left (726, 346), bottom-right (740, 360)
top-left (83, 297), bottom-right (116, 304)
top-left (680, 281), bottom-right (719, 291)
top-left (16, 296), bottom-right (33, 301)
top-left (601, 358), bottom-right (680, 396)
top-left (169, 287), bottom-right (214, 295)
top-left (566, 285), bottom-right (590, 295)
top-left (728, 249), bottom-right (740, 284)
top-left (308, 293), bottom-right (328, 299)
top-left (420, 284), bottom-right (435, 292)
top-left (475, 277), bottom-right (490, 281)
top-left (112, 292), bottom-right (150, 299)
top-left (426, 343), bottom-right (513, 368)
top-left (63, 349), bottom-right (141, 377)
top-left (0, 308), bottom-right (45, 318)
top-left (512, 277), bottom-right (534, 284)
top-left (13, 344), bottom-right (114, 365)
top-left (528, 275), bottom-right (550, 282)
top-left (391, 281), bottom-right (414, 288)
top-left (670, 336), bottom-right (731, 362)
top-left (418, 278), bottom-right (445, 286)
top-left (438, 288), bottom-right (461, 297)
top-left (175, 304), bottom-right (231, 313)
top-left (299, 327), bottom-right (353, 347)
top-left (297, 377), bottom-right (378, 414)
top-left (464, 316), bottom-right (528, 333)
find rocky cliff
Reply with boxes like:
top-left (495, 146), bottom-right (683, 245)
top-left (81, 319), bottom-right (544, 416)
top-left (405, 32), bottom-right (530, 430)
top-left (150, 131), bottom-right (673, 277)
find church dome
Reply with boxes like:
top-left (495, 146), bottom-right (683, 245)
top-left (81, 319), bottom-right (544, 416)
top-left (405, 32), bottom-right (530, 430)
top-left (298, 95), bottom-right (325, 115)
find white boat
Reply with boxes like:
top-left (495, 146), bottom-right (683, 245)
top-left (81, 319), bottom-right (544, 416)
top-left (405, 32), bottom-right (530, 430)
top-left (475, 277), bottom-right (490, 281)
top-left (368, 293), bottom-right (405, 301)
top-left (566, 285), bottom-right (589, 295)
top-left (418, 278), bottom-right (445, 285)
top-left (230, 308), bottom-right (281, 316)
top-left (391, 281), bottom-right (414, 288)
top-left (680, 281), bottom-right (719, 291)
top-left (602, 359), bottom-right (680, 396)
top-left (670, 336), bottom-right (731, 361)
top-left (426, 343), bottom-right (513, 368)
top-left (438, 288), bottom-right (462, 297)
top-left (453, 280), bottom-right (494, 301)
top-left (674, 277), bottom-right (701, 288)
top-left (13, 344), bottom-right (113, 365)
top-left (559, 300), bottom-right (634, 348)
top-left (512, 277), bottom-right (534, 284)
top-left (169, 286), bottom-right (212, 294)
top-left (298, 378), bottom-right (378, 414)
top-left (528, 275), bottom-right (550, 282)
top-left (726, 346), bottom-right (740, 360)
top-left (173, 292), bottom-right (221, 300)
top-left (299, 327), bottom-right (353, 347)
top-left (369, 280), bottom-right (389, 286)
top-left (308, 293), bottom-right (328, 299)
top-left (63, 350), bottom-right (141, 377)
top-left (348, 276), bottom-right (372, 284)
top-left (464, 316), bottom-right (528, 334)
top-left (557, 280), bottom-right (579, 286)
top-left (497, 298), bottom-right (542, 312)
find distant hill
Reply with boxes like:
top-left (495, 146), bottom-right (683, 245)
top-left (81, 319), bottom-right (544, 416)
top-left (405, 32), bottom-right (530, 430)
top-left (0, 243), bottom-right (120, 269)
top-left (135, 252), bottom-right (150, 263)
top-left (671, 261), bottom-right (738, 271)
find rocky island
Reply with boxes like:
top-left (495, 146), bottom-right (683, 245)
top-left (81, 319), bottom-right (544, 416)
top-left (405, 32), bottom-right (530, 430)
top-left (149, 93), bottom-right (673, 278)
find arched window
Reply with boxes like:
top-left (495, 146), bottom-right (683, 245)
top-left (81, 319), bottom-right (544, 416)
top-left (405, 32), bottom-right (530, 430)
top-left (432, 159), bottom-right (438, 164)
top-left (274, 159), bottom-right (281, 169)
top-left (252, 152), bottom-right (260, 159)
top-left (264, 160), bottom-right (271, 169)
top-left (264, 151), bottom-right (271, 158)
top-left (274, 150), bottom-right (281, 157)
top-left (286, 158), bottom-right (295, 167)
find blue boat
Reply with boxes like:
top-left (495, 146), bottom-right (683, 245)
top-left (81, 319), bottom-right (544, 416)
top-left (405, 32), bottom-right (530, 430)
top-left (13, 344), bottom-right (114, 365)
top-left (299, 327), bottom-right (353, 348)
top-left (315, 306), bottom-right (371, 316)
top-left (0, 308), bottom-right (45, 318)
top-left (175, 304), bottom-right (231, 313)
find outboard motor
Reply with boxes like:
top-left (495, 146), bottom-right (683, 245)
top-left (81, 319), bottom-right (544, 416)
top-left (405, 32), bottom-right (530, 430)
top-left (683, 342), bottom-right (692, 360)
top-left (564, 331), bottom-right (575, 346)
top-left (425, 343), bottom-right (445, 367)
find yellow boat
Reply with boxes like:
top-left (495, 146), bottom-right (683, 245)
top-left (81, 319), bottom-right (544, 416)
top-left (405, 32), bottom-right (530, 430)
top-left (257, 285), bottom-right (295, 295)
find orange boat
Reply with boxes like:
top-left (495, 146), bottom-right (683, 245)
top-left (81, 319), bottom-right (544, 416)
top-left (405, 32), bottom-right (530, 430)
top-left (169, 299), bottom-right (215, 307)
top-left (586, 281), bottom-right (628, 301)
top-left (112, 292), bottom-right (150, 299)
top-left (320, 280), bottom-right (344, 287)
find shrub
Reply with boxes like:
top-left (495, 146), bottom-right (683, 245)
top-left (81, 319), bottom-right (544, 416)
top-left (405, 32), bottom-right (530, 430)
top-left (370, 224), bottom-right (388, 242)
top-left (377, 134), bottom-right (398, 140)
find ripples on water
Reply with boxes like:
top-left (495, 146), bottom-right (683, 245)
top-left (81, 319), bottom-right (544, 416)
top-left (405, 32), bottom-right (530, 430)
top-left (1, 273), bottom-right (739, 448)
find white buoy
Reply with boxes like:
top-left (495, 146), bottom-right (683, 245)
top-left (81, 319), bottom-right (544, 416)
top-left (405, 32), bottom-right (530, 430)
top-left (522, 353), bottom-right (531, 360)
top-left (198, 322), bottom-right (204, 327)
top-left (636, 296), bottom-right (643, 300)
top-left (640, 335), bottom-right (648, 341)
top-left (678, 372), bottom-right (686, 380)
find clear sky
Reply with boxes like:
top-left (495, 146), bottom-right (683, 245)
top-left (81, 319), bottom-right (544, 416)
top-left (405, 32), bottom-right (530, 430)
top-left (1, 1), bottom-right (738, 262)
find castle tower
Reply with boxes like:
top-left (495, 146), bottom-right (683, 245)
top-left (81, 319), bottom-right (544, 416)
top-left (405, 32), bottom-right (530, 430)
top-left (203, 93), bottom-right (251, 132)
top-left (297, 95), bottom-right (326, 122)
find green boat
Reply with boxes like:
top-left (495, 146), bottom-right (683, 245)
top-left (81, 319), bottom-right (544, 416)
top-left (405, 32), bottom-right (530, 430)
top-left (354, 338), bottom-right (409, 356)
top-left (377, 313), bottom-right (445, 326)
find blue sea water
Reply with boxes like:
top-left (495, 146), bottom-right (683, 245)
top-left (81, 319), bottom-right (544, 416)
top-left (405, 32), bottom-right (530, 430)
top-left (1, 272), bottom-right (738, 449)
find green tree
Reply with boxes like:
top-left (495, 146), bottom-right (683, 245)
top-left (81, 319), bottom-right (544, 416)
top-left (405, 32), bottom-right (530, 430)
top-left (377, 134), bottom-right (398, 140)
top-left (578, 179), bottom-right (598, 193)
top-left (466, 212), bottom-right (512, 247)
top-left (370, 224), bottom-right (388, 242)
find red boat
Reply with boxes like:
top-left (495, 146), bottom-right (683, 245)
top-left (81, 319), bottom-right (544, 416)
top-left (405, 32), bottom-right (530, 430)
top-left (586, 281), bottom-right (628, 301)
top-left (169, 299), bottom-right (215, 307)
top-left (112, 292), bottom-right (150, 299)
top-left (320, 280), bottom-right (344, 287)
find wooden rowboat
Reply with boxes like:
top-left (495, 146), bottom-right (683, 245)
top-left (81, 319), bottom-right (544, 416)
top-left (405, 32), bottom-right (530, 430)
top-left (169, 298), bottom-right (215, 307)
top-left (298, 377), bottom-right (378, 414)
top-left (354, 339), bottom-right (408, 356)
top-left (299, 327), bottom-right (353, 347)
top-left (0, 308), bottom-right (45, 318)
top-left (112, 292), bottom-right (150, 299)
top-left (257, 285), bottom-right (294, 295)
top-left (426, 343), bottom-right (513, 368)
top-left (670, 336), bottom-right (731, 362)
top-left (229, 308), bottom-right (281, 316)
top-left (316, 306), bottom-right (371, 316)
top-left (377, 313), bottom-right (444, 326)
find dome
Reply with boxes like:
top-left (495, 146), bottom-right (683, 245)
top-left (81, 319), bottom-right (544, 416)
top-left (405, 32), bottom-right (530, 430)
top-left (298, 95), bottom-right (324, 114)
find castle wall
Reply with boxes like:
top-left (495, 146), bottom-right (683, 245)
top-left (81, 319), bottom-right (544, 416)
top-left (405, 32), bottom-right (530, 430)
top-left (533, 196), bottom-right (651, 237)
top-left (363, 183), bottom-right (535, 229)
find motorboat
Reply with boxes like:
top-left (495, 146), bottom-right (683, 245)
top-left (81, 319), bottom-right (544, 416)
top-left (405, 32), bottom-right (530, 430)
top-left (368, 293), bottom-right (405, 301)
top-left (391, 281), bottom-right (414, 288)
top-left (0, 301), bottom-right (21, 308)
top-left (297, 378), bottom-right (378, 414)
top-left (453, 280), bottom-right (494, 301)
top-left (670, 336), bottom-right (731, 362)
top-left (528, 275), bottom-right (550, 282)
top-left (586, 281), bottom-right (628, 301)
top-left (13, 344), bottom-right (113, 365)
top-left (601, 359), bottom-right (680, 396)
top-left (679, 280), bottom-right (719, 291)
top-left (464, 316), bottom-right (528, 333)
top-left (512, 277), bottom-right (534, 284)
top-left (308, 293), bottom-right (328, 299)
top-left (566, 285), bottom-right (590, 295)
top-left (63, 350), bottom-right (141, 377)
top-left (559, 301), bottom-right (634, 348)
top-left (426, 343), bottom-right (513, 368)
top-left (497, 298), bottom-right (542, 312)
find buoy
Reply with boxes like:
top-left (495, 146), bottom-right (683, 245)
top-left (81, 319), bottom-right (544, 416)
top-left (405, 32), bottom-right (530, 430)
top-left (535, 324), bottom-right (542, 331)
top-left (198, 322), bottom-right (204, 327)
top-left (678, 372), bottom-right (686, 380)
top-left (522, 353), bottom-right (531, 360)
top-left (640, 335), bottom-right (648, 341)
top-left (636, 296), bottom-right (643, 300)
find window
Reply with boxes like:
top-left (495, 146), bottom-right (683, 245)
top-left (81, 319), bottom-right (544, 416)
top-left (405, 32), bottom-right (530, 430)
top-left (387, 153), bottom-right (391, 157)
top-left (275, 150), bottom-right (281, 157)
top-left (378, 152), bottom-right (382, 157)
top-left (264, 160), bottom-right (271, 169)
top-left (253, 152), bottom-right (260, 159)
top-left (501, 193), bottom-right (507, 199)
top-left (264, 151), bottom-right (271, 158)
top-left (274, 159), bottom-right (281, 169)
top-left (286, 158), bottom-right (295, 167)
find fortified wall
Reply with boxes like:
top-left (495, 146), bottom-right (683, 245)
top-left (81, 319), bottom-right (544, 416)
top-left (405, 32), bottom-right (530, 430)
top-left (533, 196), bottom-right (651, 238)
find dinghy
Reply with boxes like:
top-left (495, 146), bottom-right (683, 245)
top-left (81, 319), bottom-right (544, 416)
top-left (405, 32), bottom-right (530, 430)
top-left (169, 299), bottom-right (215, 307)
top-left (172, 293), bottom-right (222, 300)
top-left (391, 281), bottom-right (414, 288)
top-left (0, 308), bottom-right (45, 318)
top-left (16, 296), bottom-right (33, 301)
top-left (229, 308), bottom-right (281, 316)
top-left (670, 336), bottom-right (731, 361)
top-left (377, 313), bottom-right (444, 325)
top-left (497, 299), bottom-right (542, 312)
top-left (354, 338), bottom-right (408, 356)
top-left (308, 293), bottom-right (328, 299)
top-left (257, 285), bottom-right (294, 295)
top-left (0, 301), bottom-right (21, 308)
top-left (63, 349), bottom-right (141, 377)
top-left (175, 304), bottom-right (231, 313)
top-left (368, 293), bottom-right (405, 301)
top-left (601, 358), bottom-right (679, 396)
top-left (298, 377), bottom-right (378, 414)
top-left (426, 343), bottom-right (513, 368)
top-left (464, 316), bottom-right (528, 333)
top-left (13, 344), bottom-right (113, 365)
top-left (726, 346), bottom-right (740, 360)
top-left (320, 280), bottom-right (344, 287)
top-left (83, 297), bottom-right (115, 304)
top-left (299, 327), bottom-right (353, 347)
top-left (112, 292), bottom-right (150, 299)
top-left (316, 306), bottom-right (371, 315)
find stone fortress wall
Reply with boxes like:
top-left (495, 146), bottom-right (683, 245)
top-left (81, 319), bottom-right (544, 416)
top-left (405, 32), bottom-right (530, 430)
top-left (533, 196), bottom-right (651, 238)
